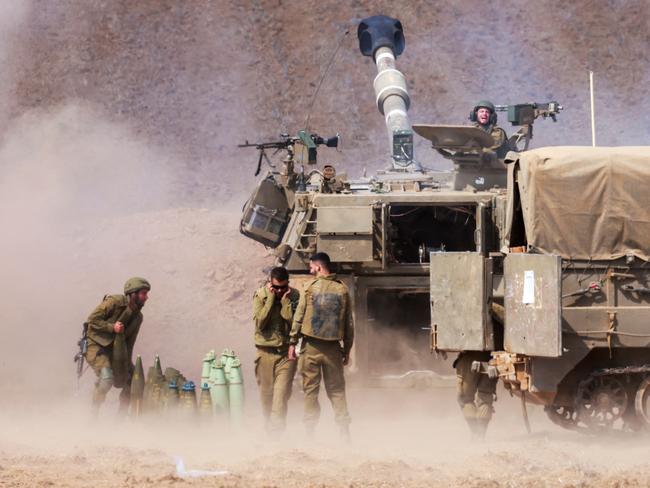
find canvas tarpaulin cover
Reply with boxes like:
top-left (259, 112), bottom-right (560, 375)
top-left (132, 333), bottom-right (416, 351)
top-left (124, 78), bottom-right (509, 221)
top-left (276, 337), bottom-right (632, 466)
top-left (504, 146), bottom-right (650, 261)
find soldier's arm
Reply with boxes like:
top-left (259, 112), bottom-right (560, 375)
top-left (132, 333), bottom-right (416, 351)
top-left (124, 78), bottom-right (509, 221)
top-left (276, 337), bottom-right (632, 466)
top-left (87, 297), bottom-right (117, 334)
top-left (289, 291), bottom-right (307, 344)
top-left (253, 290), bottom-right (274, 330)
top-left (280, 289), bottom-right (298, 321)
top-left (494, 127), bottom-right (507, 146)
top-left (491, 127), bottom-right (509, 150)
top-left (342, 292), bottom-right (354, 355)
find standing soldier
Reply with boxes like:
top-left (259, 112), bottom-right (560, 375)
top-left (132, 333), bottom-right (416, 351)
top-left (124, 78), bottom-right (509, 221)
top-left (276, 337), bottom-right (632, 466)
top-left (85, 277), bottom-right (150, 414)
top-left (454, 302), bottom-right (502, 439)
top-left (288, 252), bottom-right (354, 439)
top-left (454, 351), bottom-right (497, 439)
top-left (252, 266), bottom-right (300, 433)
top-left (469, 100), bottom-right (511, 159)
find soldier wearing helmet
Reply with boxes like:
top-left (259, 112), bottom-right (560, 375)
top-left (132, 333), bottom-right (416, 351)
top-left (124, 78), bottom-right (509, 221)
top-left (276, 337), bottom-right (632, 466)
top-left (85, 277), bottom-right (151, 414)
top-left (470, 100), bottom-right (510, 159)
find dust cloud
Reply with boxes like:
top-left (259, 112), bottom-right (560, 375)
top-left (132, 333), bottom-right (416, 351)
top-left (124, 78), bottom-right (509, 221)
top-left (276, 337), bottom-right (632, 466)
top-left (2, 1), bottom-right (650, 487)
top-left (0, 103), bottom-right (169, 395)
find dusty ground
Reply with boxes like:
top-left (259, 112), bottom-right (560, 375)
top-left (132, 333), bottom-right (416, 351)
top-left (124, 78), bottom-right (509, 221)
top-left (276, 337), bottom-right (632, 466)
top-left (2, 391), bottom-right (650, 487)
top-left (1, 1), bottom-right (650, 487)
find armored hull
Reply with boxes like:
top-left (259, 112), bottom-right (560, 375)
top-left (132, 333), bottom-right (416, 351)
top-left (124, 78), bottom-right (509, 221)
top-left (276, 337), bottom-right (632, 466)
top-left (431, 146), bottom-right (650, 432)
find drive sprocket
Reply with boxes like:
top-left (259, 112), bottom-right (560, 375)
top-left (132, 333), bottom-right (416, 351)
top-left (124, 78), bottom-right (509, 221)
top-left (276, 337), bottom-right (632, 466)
top-left (575, 374), bottom-right (628, 432)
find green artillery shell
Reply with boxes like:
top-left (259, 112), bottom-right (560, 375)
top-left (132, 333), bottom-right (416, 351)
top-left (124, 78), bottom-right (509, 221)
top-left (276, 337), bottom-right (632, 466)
top-left (209, 362), bottom-right (229, 416)
top-left (208, 358), bottom-right (221, 386)
top-left (221, 349), bottom-right (235, 375)
top-left (201, 353), bottom-right (214, 389)
top-left (228, 358), bottom-right (244, 426)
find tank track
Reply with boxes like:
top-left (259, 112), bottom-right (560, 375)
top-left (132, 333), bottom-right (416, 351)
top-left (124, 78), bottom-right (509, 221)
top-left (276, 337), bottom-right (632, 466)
top-left (588, 365), bottom-right (650, 377)
top-left (546, 365), bottom-right (650, 434)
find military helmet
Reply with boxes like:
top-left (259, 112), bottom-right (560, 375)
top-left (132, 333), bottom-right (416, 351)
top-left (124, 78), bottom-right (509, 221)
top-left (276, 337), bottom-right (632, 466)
top-left (469, 100), bottom-right (497, 125)
top-left (124, 277), bottom-right (151, 295)
top-left (474, 100), bottom-right (495, 113)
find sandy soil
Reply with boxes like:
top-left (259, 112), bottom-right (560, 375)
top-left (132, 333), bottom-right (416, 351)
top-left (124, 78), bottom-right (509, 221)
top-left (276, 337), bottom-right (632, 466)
top-left (2, 390), bottom-right (650, 488)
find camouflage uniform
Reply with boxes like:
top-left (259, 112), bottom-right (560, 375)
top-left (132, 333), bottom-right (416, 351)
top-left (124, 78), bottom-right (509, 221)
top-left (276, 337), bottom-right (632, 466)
top-left (454, 350), bottom-right (497, 438)
top-left (474, 122), bottom-right (510, 159)
top-left (86, 294), bottom-right (143, 410)
top-left (252, 285), bottom-right (300, 432)
top-left (290, 274), bottom-right (354, 432)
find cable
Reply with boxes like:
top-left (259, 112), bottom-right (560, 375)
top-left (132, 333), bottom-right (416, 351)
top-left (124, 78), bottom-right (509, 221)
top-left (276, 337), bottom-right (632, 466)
top-left (303, 28), bottom-right (351, 132)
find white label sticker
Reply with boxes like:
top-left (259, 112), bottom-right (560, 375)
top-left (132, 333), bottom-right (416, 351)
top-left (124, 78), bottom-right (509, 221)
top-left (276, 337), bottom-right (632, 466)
top-left (523, 270), bottom-right (535, 304)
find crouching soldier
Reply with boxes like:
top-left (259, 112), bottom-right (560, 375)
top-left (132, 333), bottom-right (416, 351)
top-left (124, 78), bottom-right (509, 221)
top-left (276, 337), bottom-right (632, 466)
top-left (85, 277), bottom-right (150, 414)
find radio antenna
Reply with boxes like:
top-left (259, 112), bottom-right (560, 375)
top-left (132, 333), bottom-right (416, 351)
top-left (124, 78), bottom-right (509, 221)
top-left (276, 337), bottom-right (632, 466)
top-left (589, 71), bottom-right (596, 147)
top-left (304, 28), bottom-right (350, 131)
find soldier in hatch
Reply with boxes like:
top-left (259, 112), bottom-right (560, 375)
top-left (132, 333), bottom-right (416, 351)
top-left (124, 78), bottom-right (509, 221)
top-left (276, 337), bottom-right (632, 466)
top-left (85, 277), bottom-right (150, 414)
top-left (470, 100), bottom-right (511, 159)
top-left (289, 252), bottom-right (354, 439)
top-left (252, 266), bottom-right (300, 433)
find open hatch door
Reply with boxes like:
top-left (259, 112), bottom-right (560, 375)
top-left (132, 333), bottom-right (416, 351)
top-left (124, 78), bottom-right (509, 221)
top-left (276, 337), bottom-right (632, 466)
top-left (504, 253), bottom-right (562, 357)
top-left (430, 252), bottom-right (494, 351)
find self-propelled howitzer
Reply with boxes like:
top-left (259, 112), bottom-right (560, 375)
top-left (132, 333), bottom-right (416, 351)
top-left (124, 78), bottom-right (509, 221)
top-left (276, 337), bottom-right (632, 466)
top-left (239, 15), bottom-right (560, 385)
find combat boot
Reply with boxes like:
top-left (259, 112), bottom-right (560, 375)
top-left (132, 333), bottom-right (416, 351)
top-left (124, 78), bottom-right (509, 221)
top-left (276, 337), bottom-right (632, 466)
top-left (461, 406), bottom-right (477, 436)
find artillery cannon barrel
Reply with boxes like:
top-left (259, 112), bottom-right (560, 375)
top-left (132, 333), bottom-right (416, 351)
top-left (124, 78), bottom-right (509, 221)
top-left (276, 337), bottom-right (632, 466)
top-left (358, 16), bottom-right (417, 170)
top-left (373, 47), bottom-right (411, 148)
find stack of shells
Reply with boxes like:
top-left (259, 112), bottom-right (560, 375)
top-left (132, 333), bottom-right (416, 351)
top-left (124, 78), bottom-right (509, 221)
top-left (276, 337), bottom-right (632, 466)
top-left (201, 348), bottom-right (244, 425)
top-left (139, 354), bottom-right (190, 417)
top-left (131, 349), bottom-right (243, 423)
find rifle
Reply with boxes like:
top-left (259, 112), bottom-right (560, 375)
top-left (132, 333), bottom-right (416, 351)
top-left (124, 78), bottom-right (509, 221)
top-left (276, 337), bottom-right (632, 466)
top-left (493, 101), bottom-right (564, 151)
top-left (74, 322), bottom-right (89, 385)
top-left (494, 101), bottom-right (563, 125)
top-left (238, 131), bottom-right (339, 175)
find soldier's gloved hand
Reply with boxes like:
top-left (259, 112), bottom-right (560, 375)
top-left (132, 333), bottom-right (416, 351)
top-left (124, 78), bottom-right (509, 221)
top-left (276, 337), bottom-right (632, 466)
top-left (113, 321), bottom-right (125, 333)
top-left (342, 352), bottom-right (350, 366)
top-left (288, 345), bottom-right (297, 361)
